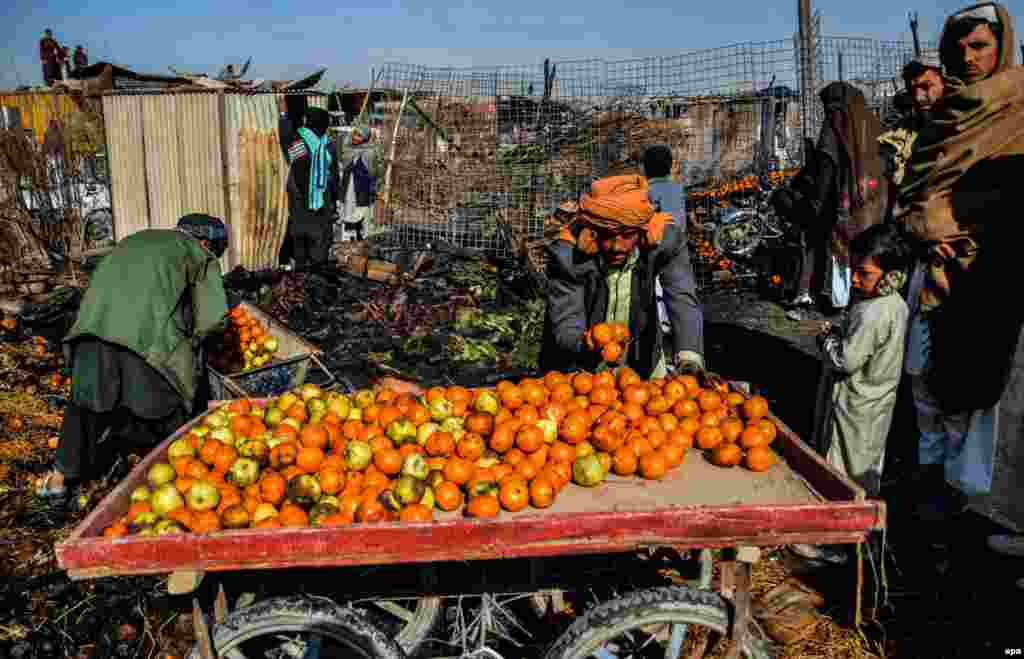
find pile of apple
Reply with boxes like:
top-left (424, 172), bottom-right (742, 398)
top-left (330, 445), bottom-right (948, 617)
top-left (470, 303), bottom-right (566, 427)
top-left (100, 370), bottom-right (780, 538)
top-left (208, 305), bottom-right (280, 374)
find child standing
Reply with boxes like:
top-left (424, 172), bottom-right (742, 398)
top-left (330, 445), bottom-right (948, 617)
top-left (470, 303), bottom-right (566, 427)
top-left (817, 222), bottom-right (910, 496)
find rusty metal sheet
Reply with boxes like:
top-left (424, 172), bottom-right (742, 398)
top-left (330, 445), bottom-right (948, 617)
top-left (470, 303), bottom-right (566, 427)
top-left (0, 92), bottom-right (79, 143)
top-left (224, 94), bottom-right (289, 270)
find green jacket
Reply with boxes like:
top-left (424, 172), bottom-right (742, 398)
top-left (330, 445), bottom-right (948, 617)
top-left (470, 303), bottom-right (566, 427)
top-left (65, 229), bottom-right (228, 411)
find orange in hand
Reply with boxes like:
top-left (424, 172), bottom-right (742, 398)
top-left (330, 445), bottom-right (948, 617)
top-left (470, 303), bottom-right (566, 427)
top-left (601, 342), bottom-right (624, 363)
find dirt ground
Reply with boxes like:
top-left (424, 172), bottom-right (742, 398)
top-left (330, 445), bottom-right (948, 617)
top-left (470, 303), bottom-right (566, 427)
top-left (1, 279), bottom-right (1022, 659)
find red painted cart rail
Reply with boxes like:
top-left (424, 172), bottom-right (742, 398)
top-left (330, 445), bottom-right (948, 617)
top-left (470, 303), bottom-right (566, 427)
top-left (56, 406), bottom-right (884, 580)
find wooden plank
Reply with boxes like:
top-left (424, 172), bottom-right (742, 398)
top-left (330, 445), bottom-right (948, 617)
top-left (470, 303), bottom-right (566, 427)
top-left (58, 500), bottom-right (880, 578)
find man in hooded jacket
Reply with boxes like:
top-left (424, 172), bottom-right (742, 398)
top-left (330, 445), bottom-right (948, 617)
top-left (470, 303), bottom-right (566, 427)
top-left (279, 100), bottom-right (339, 269)
top-left (540, 175), bottom-right (705, 380)
top-left (893, 3), bottom-right (1024, 548)
top-left (36, 214), bottom-right (229, 499)
top-left (771, 83), bottom-right (889, 319)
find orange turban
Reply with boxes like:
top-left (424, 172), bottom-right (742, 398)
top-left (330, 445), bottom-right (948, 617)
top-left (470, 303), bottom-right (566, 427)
top-left (558, 175), bottom-right (671, 255)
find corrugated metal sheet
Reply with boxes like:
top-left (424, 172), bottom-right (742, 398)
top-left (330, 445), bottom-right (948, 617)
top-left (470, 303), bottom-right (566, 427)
top-left (102, 95), bottom-right (149, 240)
top-left (225, 94), bottom-right (289, 270)
top-left (141, 95), bottom-right (184, 229)
top-left (0, 92), bottom-right (79, 142)
top-left (176, 94), bottom-right (226, 229)
top-left (101, 90), bottom-right (327, 270)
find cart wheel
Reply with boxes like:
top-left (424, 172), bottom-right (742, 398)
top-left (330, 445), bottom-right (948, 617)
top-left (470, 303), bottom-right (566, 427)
top-left (188, 595), bottom-right (406, 659)
top-left (542, 586), bottom-right (771, 659)
top-left (353, 596), bottom-right (442, 657)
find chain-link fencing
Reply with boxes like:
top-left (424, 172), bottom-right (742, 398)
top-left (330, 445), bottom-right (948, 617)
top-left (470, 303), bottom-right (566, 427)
top-left (373, 33), bottom-right (936, 258)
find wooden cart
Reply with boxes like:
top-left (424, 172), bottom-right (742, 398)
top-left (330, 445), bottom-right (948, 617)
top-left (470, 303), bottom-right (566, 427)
top-left (56, 401), bottom-right (884, 659)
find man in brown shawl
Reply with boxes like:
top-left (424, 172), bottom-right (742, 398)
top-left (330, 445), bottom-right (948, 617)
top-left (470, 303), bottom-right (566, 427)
top-left (771, 82), bottom-right (888, 319)
top-left (894, 3), bottom-right (1024, 545)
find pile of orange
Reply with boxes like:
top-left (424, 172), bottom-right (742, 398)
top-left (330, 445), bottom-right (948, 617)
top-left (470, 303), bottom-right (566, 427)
top-left (100, 370), bottom-right (781, 538)
top-left (208, 306), bottom-right (279, 373)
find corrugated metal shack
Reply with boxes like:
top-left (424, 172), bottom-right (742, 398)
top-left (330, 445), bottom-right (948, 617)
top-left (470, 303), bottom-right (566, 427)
top-left (101, 89), bottom-right (327, 271)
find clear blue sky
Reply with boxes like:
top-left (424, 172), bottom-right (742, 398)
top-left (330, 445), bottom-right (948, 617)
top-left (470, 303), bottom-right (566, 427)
top-left (3, 0), bottom-right (1021, 89)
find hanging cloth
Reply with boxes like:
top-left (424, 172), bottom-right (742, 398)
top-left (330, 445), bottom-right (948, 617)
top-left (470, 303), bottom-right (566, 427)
top-left (295, 127), bottom-right (333, 211)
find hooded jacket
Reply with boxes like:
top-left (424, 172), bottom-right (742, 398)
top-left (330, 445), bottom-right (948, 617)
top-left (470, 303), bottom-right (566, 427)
top-left (539, 222), bottom-right (703, 379)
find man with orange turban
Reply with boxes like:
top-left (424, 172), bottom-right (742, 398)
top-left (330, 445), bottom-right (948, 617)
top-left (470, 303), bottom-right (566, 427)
top-left (539, 175), bottom-right (705, 379)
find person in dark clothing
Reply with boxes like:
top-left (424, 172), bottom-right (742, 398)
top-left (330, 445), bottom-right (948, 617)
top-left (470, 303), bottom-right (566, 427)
top-left (39, 29), bottom-right (62, 85)
top-left (72, 45), bottom-right (88, 72)
top-left (35, 214), bottom-right (229, 499)
top-left (770, 82), bottom-right (889, 319)
top-left (540, 175), bottom-right (705, 380)
top-left (642, 145), bottom-right (687, 337)
top-left (278, 99), bottom-right (339, 269)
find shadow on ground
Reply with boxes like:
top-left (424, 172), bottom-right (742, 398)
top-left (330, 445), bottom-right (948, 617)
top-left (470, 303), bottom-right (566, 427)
top-left (705, 321), bottom-right (823, 442)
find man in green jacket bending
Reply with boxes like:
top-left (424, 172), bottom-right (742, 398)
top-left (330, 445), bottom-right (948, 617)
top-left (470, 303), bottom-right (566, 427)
top-left (37, 214), bottom-right (229, 499)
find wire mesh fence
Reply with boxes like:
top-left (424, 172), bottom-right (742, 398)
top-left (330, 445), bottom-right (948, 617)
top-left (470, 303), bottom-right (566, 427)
top-left (374, 33), bottom-right (936, 257)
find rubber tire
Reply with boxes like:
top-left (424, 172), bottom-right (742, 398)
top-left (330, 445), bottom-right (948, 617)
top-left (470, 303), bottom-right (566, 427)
top-left (188, 595), bottom-right (406, 659)
top-left (355, 596), bottom-right (442, 657)
top-left (542, 586), bottom-right (771, 659)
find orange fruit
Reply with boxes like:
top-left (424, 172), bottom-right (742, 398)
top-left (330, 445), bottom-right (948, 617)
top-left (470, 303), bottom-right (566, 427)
top-left (425, 431), bottom-right (455, 458)
top-left (739, 426), bottom-right (767, 450)
top-left (514, 459), bottom-right (539, 481)
top-left (695, 426), bottom-right (723, 450)
top-left (500, 386), bottom-right (525, 410)
top-left (444, 457), bottom-right (473, 485)
top-left (259, 472), bottom-right (287, 505)
top-left (300, 424), bottom-right (329, 450)
top-left (318, 468), bottom-right (345, 495)
top-left (399, 503), bottom-right (434, 522)
top-left (199, 439), bottom-right (221, 466)
top-left (191, 510), bottom-right (222, 533)
top-left (213, 444), bottom-right (238, 474)
top-left (610, 322), bottom-right (630, 343)
top-left (229, 414), bottom-right (252, 438)
top-left (639, 450), bottom-right (669, 479)
top-left (601, 342), bottom-right (623, 363)
top-left (662, 440), bottom-right (686, 468)
top-left (711, 443), bottom-right (743, 467)
top-left (611, 445), bottom-right (638, 476)
top-left (515, 426), bottom-right (545, 453)
top-left (745, 446), bottom-right (777, 472)
top-left (590, 322), bottom-right (615, 347)
top-left (278, 506), bottom-right (309, 527)
top-left (697, 390), bottom-right (722, 412)
top-left (572, 372), bottom-right (594, 395)
top-left (434, 481), bottom-right (464, 511)
top-left (185, 459), bottom-right (210, 481)
top-left (296, 446), bottom-right (325, 473)
top-left (548, 441), bottom-right (575, 464)
top-left (498, 478), bottom-right (530, 512)
top-left (374, 446), bottom-right (401, 476)
top-left (719, 417), bottom-right (745, 443)
top-left (756, 418), bottom-right (778, 445)
top-left (529, 477), bottom-right (556, 508)
top-left (466, 495), bottom-right (501, 518)
top-left (741, 395), bottom-right (770, 420)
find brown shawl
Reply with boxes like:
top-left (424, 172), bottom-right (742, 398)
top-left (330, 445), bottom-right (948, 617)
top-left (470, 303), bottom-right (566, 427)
top-left (896, 3), bottom-right (1023, 247)
top-left (817, 82), bottom-right (888, 262)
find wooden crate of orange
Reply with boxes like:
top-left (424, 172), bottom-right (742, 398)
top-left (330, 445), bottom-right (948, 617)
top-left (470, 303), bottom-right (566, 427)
top-left (56, 370), bottom-right (883, 579)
